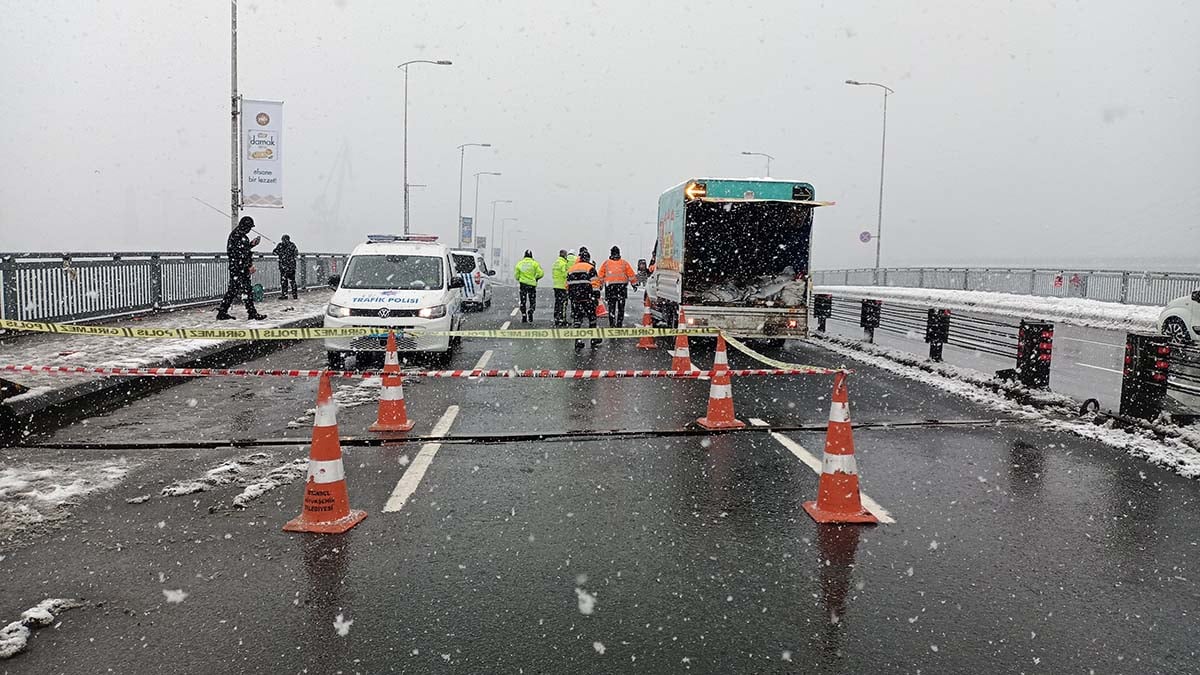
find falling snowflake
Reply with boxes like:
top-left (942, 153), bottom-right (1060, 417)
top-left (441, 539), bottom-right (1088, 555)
top-left (398, 455), bottom-right (410, 466)
top-left (333, 613), bottom-right (353, 637)
top-left (593, 641), bottom-right (606, 654)
top-left (782, 651), bottom-right (793, 662)
top-left (930, 644), bottom-right (939, 652)
top-left (575, 587), bottom-right (597, 615)
top-left (929, 541), bottom-right (939, 550)
top-left (906, 566), bottom-right (914, 577)
top-left (162, 589), bottom-right (188, 603)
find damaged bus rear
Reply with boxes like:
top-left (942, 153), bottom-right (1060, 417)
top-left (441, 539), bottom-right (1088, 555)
top-left (647, 178), bottom-right (833, 339)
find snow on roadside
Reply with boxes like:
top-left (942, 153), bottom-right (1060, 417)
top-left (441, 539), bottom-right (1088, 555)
top-left (0, 459), bottom-right (136, 539)
top-left (232, 458), bottom-right (308, 508)
top-left (817, 285), bottom-right (1160, 333)
top-left (0, 598), bottom-right (85, 659)
top-left (815, 335), bottom-right (1200, 479)
top-left (287, 376), bottom-right (384, 428)
top-left (158, 451), bottom-right (307, 508)
top-left (2, 295), bottom-right (331, 404)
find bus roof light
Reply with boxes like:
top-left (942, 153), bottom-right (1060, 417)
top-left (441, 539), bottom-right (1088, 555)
top-left (684, 181), bottom-right (707, 201)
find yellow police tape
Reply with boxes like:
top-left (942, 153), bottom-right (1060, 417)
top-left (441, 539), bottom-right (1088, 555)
top-left (0, 318), bottom-right (718, 341)
top-left (721, 334), bottom-right (825, 372)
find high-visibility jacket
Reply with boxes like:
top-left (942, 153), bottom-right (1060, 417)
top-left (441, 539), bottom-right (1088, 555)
top-left (514, 257), bottom-right (544, 286)
top-left (566, 260), bottom-right (599, 304)
top-left (598, 257), bottom-right (637, 287)
top-left (551, 256), bottom-right (570, 290)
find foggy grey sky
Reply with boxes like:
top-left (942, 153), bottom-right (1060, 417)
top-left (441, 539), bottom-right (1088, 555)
top-left (1, 0), bottom-right (1198, 270)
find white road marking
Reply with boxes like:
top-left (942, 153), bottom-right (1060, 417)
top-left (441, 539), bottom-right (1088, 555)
top-left (1057, 336), bottom-right (1123, 349)
top-left (748, 418), bottom-right (895, 524)
top-left (1075, 361), bottom-right (1123, 375)
top-left (468, 350), bottom-right (493, 380)
top-left (510, 308), bottom-right (519, 317)
top-left (383, 405), bottom-right (460, 513)
top-left (500, 321), bottom-right (511, 331)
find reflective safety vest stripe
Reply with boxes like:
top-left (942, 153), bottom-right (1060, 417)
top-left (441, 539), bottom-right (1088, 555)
top-left (599, 258), bottom-right (636, 286)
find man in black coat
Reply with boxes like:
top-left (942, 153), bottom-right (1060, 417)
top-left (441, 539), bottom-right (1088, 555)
top-left (216, 216), bottom-right (267, 320)
top-left (273, 234), bottom-right (299, 299)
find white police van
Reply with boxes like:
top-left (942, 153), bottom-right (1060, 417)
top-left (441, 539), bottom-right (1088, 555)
top-left (451, 248), bottom-right (496, 310)
top-left (324, 234), bottom-right (466, 367)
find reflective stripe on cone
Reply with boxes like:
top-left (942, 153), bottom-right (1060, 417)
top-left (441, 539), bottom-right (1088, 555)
top-left (697, 334), bottom-right (745, 430)
top-left (803, 371), bottom-right (877, 524)
top-left (283, 373), bottom-right (368, 534)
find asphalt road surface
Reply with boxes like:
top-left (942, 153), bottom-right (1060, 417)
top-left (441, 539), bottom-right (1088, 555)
top-left (2, 288), bottom-right (1197, 673)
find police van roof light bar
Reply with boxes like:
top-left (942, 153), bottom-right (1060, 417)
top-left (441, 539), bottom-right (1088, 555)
top-left (366, 234), bottom-right (440, 243)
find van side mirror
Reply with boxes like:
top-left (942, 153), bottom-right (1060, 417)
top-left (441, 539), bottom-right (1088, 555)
top-left (1191, 290), bottom-right (1200, 304)
top-left (487, 269), bottom-right (497, 276)
top-left (328, 274), bottom-right (340, 289)
top-left (449, 276), bottom-right (465, 289)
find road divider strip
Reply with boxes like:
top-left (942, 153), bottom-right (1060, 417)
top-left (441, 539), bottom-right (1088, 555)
top-left (0, 318), bottom-right (719, 341)
top-left (2, 364), bottom-right (843, 380)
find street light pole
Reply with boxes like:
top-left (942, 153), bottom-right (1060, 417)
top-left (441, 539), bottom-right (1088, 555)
top-left (457, 143), bottom-right (491, 245)
top-left (473, 171), bottom-right (501, 252)
top-left (229, 0), bottom-right (239, 232)
top-left (492, 200), bottom-right (513, 267)
top-left (846, 79), bottom-right (894, 281)
top-left (398, 59), bottom-right (452, 234)
top-left (740, 150), bottom-right (774, 177)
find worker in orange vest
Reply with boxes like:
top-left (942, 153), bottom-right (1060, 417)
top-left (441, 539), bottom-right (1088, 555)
top-left (566, 249), bottom-right (603, 351)
top-left (598, 246), bottom-right (638, 327)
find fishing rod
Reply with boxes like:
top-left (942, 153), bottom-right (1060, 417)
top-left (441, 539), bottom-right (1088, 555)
top-left (192, 197), bottom-right (276, 244)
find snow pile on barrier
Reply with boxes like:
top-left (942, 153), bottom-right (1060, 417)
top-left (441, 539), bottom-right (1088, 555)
top-left (816, 285), bottom-right (1161, 333)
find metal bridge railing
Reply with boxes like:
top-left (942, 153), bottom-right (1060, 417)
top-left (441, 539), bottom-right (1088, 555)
top-left (0, 251), bottom-right (348, 323)
top-left (812, 267), bottom-right (1200, 307)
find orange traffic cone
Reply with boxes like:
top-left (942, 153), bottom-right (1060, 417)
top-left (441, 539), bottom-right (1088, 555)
top-left (636, 295), bottom-right (656, 350)
top-left (803, 372), bottom-right (878, 524)
top-left (697, 334), bottom-right (745, 430)
top-left (370, 331), bottom-right (415, 432)
top-left (283, 374), bottom-right (368, 534)
top-left (595, 295), bottom-right (609, 320)
top-left (671, 307), bottom-right (694, 370)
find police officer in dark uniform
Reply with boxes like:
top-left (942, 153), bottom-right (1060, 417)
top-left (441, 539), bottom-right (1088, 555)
top-left (216, 216), bottom-right (268, 320)
top-left (273, 234), bottom-right (299, 299)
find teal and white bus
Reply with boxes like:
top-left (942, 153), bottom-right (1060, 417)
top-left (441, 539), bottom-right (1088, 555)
top-left (647, 178), bottom-right (832, 339)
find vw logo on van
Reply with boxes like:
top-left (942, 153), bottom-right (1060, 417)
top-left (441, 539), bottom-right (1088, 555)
top-left (377, 308), bottom-right (391, 318)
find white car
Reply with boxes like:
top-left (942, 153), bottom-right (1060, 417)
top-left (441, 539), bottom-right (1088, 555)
top-left (324, 234), bottom-right (466, 367)
top-left (451, 248), bottom-right (496, 310)
top-left (1158, 290), bottom-right (1200, 344)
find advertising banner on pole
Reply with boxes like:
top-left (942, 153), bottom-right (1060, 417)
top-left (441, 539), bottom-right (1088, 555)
top-left (242, 99), bottom-right (283, 208)
top-left (475, 235), bottom-right (487, 254)
top-left (493, 248), bottom-right (502, 266)
top-left (460, 217), bottom-right (473, 247)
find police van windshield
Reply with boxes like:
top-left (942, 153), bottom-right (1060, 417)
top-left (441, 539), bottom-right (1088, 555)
top-left (451, 253), bottom-right (477, 274)
top-left (341, 254), bottom-right (444, 290)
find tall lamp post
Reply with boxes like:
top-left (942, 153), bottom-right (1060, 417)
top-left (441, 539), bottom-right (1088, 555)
top-left (505, 225), bottom-right (523, 269)
top-left (397, 58), bottom-right (452, 234)
top-left (845, 79), bottom-right (893, 281)
top-left (457, 143), bottom-right (491, 244)
top-left (474, 171), bottom-right (501, 249)
top-left (740, 150), bottom-right (774, 177)
top-left (490, 200), bottom-right (512, 267)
